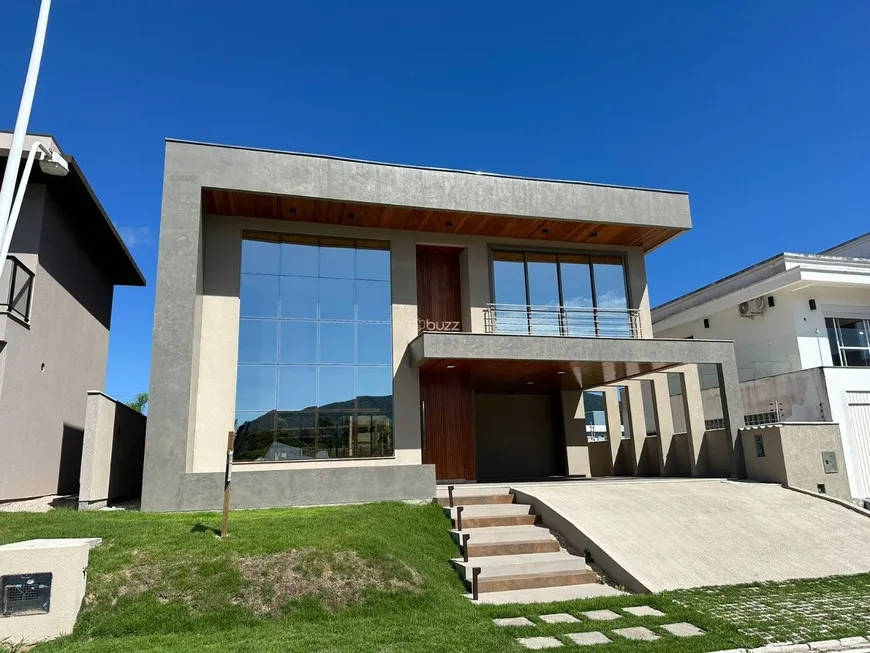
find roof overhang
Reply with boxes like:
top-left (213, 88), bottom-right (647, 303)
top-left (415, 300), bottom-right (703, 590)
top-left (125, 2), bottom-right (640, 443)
top-left (653, 254), bottom-right (870, 332)
top-left (408, 332), bottom-right (736, 392)
top-left (0, 135), bottom-right (145, 286)
top-left (168, 139), bottom-right (692, 252)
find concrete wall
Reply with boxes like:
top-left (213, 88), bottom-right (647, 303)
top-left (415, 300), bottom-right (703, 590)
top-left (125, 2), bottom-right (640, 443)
top-left (0, 187), bottom-right (114, 501)
top-left (741, 423), bottom-right (852, 501)
top-left (0, 538), bottom-right (100, 644)
top-left (474, 394), bottom-right (563, 480)
top-left (78, 392), bottom-right (147, 510)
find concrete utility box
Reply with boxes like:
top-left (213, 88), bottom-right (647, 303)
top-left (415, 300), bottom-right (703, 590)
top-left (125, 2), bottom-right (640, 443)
top-left (740, 423), bottom-right (851, 501)
top-left (0, 538), bottom-right (101, 645)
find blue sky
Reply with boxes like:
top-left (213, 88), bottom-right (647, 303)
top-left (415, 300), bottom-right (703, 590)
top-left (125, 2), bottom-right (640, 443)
top-left (1, 1), bottom-right (868, 402)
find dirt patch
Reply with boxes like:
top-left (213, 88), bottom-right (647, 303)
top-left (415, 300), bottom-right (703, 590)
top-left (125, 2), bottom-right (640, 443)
top-left (235, 548), bottom-right (422, 613)
top-left (88, 551), bottom-right (201, 608)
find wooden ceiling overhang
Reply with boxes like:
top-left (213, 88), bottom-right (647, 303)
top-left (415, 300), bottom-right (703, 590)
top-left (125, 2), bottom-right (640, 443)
top-left (201, 188), bottom-right (684, 251)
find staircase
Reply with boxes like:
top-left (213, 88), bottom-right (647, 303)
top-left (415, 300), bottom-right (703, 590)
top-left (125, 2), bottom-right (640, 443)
top-left (437, 486), bottom-right (601, 601)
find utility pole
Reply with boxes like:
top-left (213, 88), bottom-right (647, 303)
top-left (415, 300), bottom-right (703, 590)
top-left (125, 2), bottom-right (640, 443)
top-left (0, 0), bottom-right (54, 247)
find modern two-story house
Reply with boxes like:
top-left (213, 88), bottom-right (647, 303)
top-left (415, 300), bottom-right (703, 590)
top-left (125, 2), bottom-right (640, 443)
top-left (652, 232), bottom-right (870, 502)
top-left (142, 139), bottom-right (744, 511)
top-left (0, 132), bottom-right (146, 502)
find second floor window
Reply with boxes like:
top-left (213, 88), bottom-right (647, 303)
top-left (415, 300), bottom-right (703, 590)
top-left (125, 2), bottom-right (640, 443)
top-left (491, 250), bottom-right (630, 336)
top-left (826, 317), bottom-right (870, 367)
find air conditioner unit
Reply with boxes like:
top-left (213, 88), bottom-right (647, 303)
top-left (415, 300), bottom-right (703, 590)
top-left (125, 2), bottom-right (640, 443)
top-left (738, 297), bottom-right (766, 319)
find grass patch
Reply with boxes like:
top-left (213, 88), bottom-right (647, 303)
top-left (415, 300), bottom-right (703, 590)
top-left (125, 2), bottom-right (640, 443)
top-left (1, 503), bottom-right (868, 652)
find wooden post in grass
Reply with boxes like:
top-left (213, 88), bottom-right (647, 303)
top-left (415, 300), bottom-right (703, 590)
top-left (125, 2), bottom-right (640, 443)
top-left (221, 430), bottom-right (233, 538)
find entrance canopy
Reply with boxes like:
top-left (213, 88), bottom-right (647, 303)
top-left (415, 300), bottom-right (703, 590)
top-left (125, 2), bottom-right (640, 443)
top-left (409, 332), bottom-right (738, 392)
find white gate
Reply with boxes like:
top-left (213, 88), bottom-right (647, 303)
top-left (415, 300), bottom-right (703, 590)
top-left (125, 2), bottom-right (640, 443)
top-left (847, 392), bottom-right (870, 498)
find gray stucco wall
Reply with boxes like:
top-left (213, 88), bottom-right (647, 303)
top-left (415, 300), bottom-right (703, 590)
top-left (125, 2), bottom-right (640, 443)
top-left (741, 423), bottom-right (851, 501)
top-left (0, 186), bottom-right (114, 501)
top-left (475, 394), bottom-right (563, 480)
top-left (79, 392), bottom-right (147, 510)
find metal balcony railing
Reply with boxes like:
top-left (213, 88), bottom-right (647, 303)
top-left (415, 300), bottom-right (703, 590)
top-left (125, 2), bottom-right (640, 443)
top-left (1, 256), bottom-right (35, 323)
top-left (484, 303), bottom-right (643, 338)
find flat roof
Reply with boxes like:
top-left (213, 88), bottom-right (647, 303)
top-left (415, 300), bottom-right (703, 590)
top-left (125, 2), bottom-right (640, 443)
top-left (0, 132), bottom-right (145, 286)
top-left (166, 137), bottom-right (690, 196)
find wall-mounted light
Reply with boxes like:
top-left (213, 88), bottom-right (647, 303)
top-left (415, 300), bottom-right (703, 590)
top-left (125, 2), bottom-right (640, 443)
top-left (809, 299), bottom-right (817, 311)
top-left (703, 318), bottom-right (710, 329)
top-left (347, 212), bottom-right (355, 221)
top-left (590, 231), bottom-right (598, 238)
top-left (289, 207), bottom-right (296, 216)
top-left (541, 228), bottom-right (549, 235)
top-left (445, 221), bottom-right (453, 228)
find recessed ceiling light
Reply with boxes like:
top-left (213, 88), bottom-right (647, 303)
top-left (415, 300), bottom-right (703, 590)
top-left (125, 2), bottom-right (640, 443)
top-left (446, 364), bottom-right (455, 369)
top-left (557, 371), bottom-right (566, 375)
top-left (526, 381), bottom-right (534, 385)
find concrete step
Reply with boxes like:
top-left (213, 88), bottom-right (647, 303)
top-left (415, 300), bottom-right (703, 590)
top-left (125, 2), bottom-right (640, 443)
top-left (477, 569), bottom-right (598, 593)
top-left (467, 539), bottom-right (562, 557)
top-left (436, 494), bottom-right (514, 507)
top-left (436, 486), bottom-right (510, 498)
top-left (445, 503), bottom-right (531, 520)
top-left (465, 583), bottom-right (625, 604)
top-left (459, 514), bottom-right (539, 529)
top-left (452, 551), bottom-right (590, 581)
top-left (449, 525), bottom-right (553, 546)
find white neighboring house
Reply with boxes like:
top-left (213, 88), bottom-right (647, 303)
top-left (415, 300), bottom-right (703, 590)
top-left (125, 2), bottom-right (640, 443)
top-left (652, 232), bottom-right (870, 502)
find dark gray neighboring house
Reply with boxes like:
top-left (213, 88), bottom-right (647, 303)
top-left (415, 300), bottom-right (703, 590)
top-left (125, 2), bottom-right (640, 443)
top-left (0, 133), bottom-right (145, 502)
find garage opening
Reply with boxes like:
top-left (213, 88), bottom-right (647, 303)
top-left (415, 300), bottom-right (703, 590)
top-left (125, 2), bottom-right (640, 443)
top-left (474, 393), bottom-right (565, 480)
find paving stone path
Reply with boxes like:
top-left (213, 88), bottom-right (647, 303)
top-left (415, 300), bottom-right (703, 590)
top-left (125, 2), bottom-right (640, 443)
top-left (493, 605), bottom-right (710, 649)
top-left (673, 576), bottom-right (870, 645)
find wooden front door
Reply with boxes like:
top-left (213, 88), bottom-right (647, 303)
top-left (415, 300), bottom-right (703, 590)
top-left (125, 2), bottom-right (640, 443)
top-left (416, 246), bottom-right (475, 480)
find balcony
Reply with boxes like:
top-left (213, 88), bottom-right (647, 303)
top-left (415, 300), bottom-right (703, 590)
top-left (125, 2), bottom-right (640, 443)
top-left (484, 303), bottom-right (643, 339)
top-left (1, 256), bottom-right (35, 323)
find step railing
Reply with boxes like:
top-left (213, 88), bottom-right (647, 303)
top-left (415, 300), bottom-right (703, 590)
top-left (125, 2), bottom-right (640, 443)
top-left (484, 303), bottom-right (642, 338)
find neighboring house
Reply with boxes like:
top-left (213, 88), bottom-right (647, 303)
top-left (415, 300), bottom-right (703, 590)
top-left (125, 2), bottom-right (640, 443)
top-left (142, 139), bottom-right (745, 512)
top-left (652, 232), bottom-right (870, 501)
top-left (0, 133), bottom-right (145, 502)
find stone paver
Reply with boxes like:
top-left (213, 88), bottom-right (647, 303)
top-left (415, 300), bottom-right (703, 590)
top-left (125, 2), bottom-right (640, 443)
top-left (493, 617), bottom-right (535, 627)
top-left (540, 613), bottom-right (579, 624)
top-left (580, 609), bottom-right (621, 621)
top-left (565, 632), bottom-right (611, 646)
top-left (807, 641), bottom-right (841, 651)
top-left (750, 646), bottom-right (808, 652)
top-left (613, 626), bottom-right (660, 641)
top-left (841, 637), bottom-right (870, 647)
top-left (623, 605), bottom-right (666, 617)
top-left (661, 622), bottom-right (705, 637)
top-left (517, 636), bottom-right (563, 650)
top-left (673, 576), bottom-right (870, 644)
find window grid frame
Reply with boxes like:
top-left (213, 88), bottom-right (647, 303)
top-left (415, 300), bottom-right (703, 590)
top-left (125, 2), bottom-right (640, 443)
top-left (235, 233), bottom-right (394, 462)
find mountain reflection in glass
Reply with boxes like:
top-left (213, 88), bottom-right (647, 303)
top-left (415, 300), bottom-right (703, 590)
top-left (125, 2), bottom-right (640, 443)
top-left (234, 233), bottom-right (393, 462)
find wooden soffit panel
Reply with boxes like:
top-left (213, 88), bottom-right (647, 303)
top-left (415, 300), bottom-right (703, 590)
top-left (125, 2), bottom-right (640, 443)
top-left (202, 189), bottom-right (682, 251)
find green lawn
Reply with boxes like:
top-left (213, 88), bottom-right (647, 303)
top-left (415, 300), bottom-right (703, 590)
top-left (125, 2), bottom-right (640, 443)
top-left (0, 503), bottom-right (868, 652)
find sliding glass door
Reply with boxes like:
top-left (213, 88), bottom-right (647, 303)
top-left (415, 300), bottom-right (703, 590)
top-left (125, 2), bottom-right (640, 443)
top-left (491, 250), bottom-right (630, 337)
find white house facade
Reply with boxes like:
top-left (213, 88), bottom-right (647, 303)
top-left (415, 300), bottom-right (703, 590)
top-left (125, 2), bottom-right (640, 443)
top-left (653, 232), bottom-right (870, 502)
